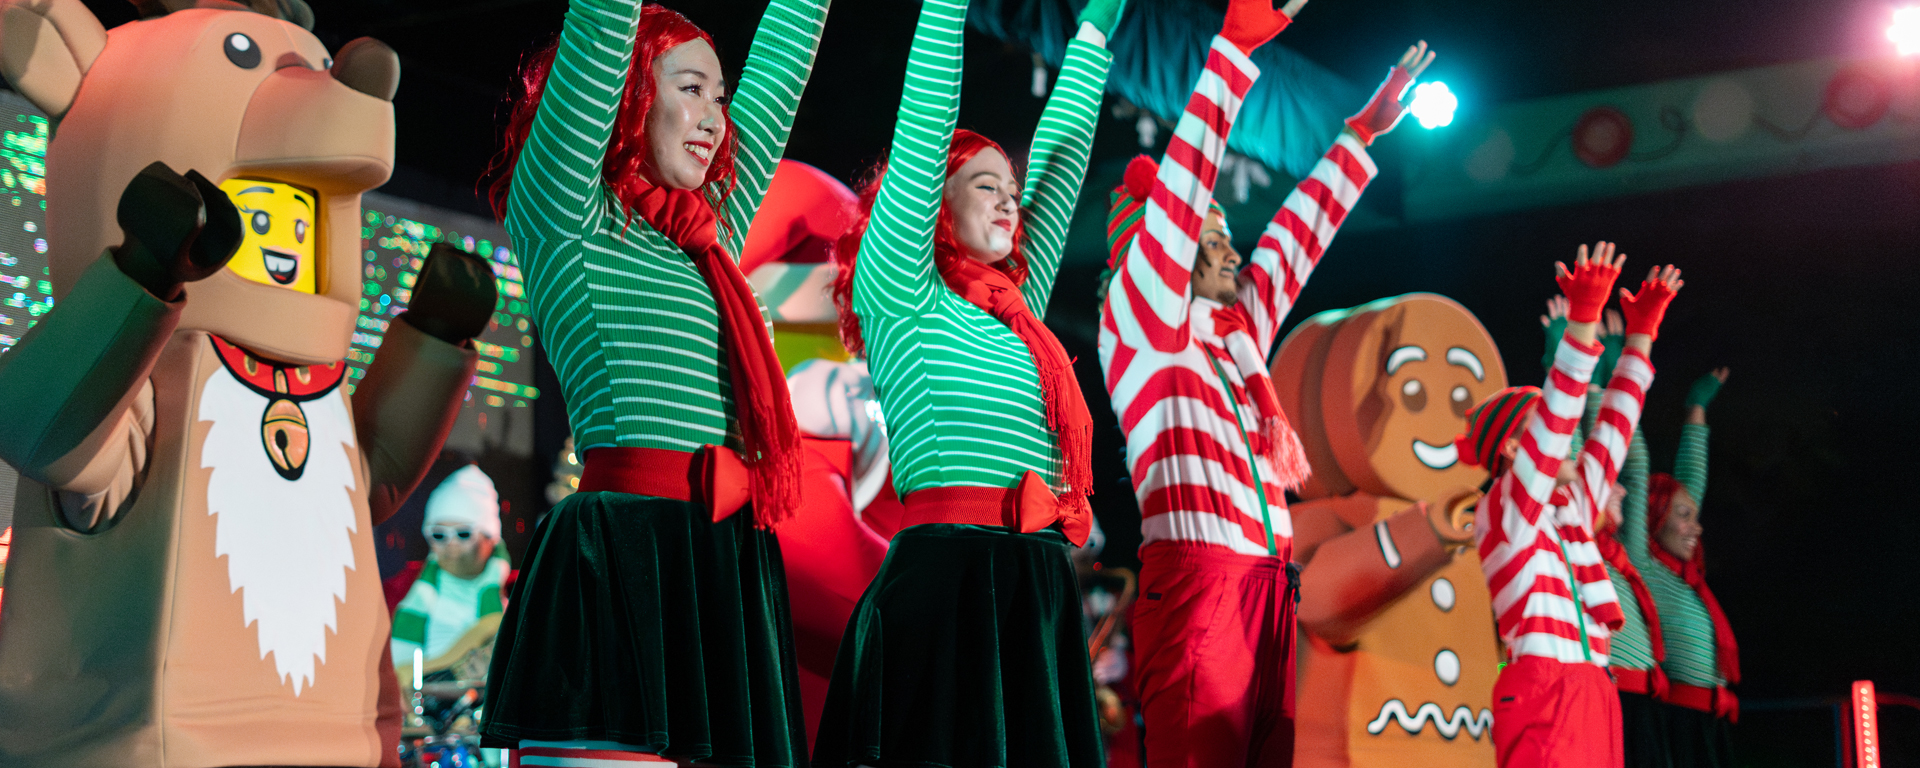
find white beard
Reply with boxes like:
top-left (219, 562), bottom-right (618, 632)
top-left (198, 368), bottom-right (360, 695)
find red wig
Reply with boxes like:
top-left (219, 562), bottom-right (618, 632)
top-left (487, 6), bottom-right (742, 231)
top-left (831, 129), bottom-right (1030, 355)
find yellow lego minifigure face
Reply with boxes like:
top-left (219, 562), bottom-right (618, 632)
top-left (220, 178), bottom-right (318, 294)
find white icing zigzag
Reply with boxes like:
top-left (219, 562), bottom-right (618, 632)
top-left (1365, 700), bottom-right (1494, 740)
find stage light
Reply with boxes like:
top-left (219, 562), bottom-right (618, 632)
top-left (1411, 81), bottom-right (1458, 129)
top-left (1889, 7), bottom-right (1920, 56)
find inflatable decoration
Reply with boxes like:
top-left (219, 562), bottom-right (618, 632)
top-left (1274, 293), bottom-right (1506, 768)
top-left (0, 1), bottom-right (493, 766)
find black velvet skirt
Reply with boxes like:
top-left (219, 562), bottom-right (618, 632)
top-left (1658, 700), bottom-right (1734, 768)
top-left (811, 524), bottom-right (1103, 768)
top-left (480, 492), bottom-right (807, 768)
top-left (1618, 691), bottom-right (1672, 768)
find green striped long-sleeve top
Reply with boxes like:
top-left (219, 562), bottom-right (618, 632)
top-left (1607, 427), bottom-right (1658, 671)
top-left (1639, 423), bottom-right (1723, 687)
top-left (506, 0), bottom-right (828, 453)
top-left (851, 0), bottom-right (1111, 495)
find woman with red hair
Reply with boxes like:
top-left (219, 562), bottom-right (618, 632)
top-left (808, 0), bottom-right (1126, 764)
top-left (477, 0), bottom-right (831, 764)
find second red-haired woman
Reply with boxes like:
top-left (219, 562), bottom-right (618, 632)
top-left (478, 0), bottom-right (831, 764)
top-left (807, 0), bottom-right (1126, 765)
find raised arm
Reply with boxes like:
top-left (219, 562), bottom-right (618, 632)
top-left (1620, 427), bottom-right (1652, 560)
top-left (1240, 42), bottom-right (1432, 350)
top-left (1018, 13), bottom-right (1118, 315)
top-left (718, 0), bottom-right (835, 256)
top-left (849, 0), bottom-right (968, 320)
top-left (1572, 266), bottom-right (1681, 516)
top-left (1674, 369), bottom-right (1725, 501)
top-left (1103, 0), bottom-right (1299, 352)
top-left (504, 0), bottom-right (644, 244)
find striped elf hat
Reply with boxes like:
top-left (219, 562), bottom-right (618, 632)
top-left (1454, 386), bottom-right (1542, 474)
top-left (1106, 154), bottom-right (1158, 268)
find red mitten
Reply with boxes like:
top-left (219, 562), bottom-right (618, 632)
top-left (1344, 66), bottom-right (1415, 145)
top-left (1554, 257), bottom-right (1621, 323)
top-left (1618, 271), bottom-right (1680, 340)
top-left (1222, 0), bottom-right (1292, 54)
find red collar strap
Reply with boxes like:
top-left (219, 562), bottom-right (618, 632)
top-left (209, 335), bottom-right (347, 401)
top-left (899, 471), bottom-right (1090, 546)
top-left (578, 446), bottom-right (750, 523)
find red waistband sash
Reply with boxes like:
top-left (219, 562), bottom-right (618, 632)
top-left (1665, 681), bottom-right (1739, 722)
top-left (1612, 666), bottom-right (1668, 699)
top-left (900, 471), bottom-right (1089, 546)
top-left (579, 446), bottom-right (750, 523)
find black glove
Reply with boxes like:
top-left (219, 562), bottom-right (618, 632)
top-left (112, 162), bottom-right (244, 301)
top-left (399, 242), bottom-right (498, 345)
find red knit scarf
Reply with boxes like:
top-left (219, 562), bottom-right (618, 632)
top-left (1647, 473), bottom-right (1740, 685)
top-left (1595, 524), bottom-right (1668, 669)
top-left (935, 251), bottom-right (1094, 523)
top-left (626, 182), bottom-right (802, 528)
top-left (1205, 304), bottom-right (1312, 491)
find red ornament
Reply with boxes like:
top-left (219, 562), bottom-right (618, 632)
top-left (1823, 65), bottom-right (1891, 130)
top-left (1573, 106), bottom-right (1634, 169)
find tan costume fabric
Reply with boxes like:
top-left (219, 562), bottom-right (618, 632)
top-left (0, 3), bottom-right (472, 767)
top-left (1273, 294), bottom-right (1507, 768)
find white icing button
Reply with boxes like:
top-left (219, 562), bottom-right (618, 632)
top-left (1434, 649), bottom-right (1461, 686)
top-left (1430, 577), bottom-right (1456, 612)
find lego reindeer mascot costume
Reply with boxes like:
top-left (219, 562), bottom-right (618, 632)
top-left (0, 1), bottom-right (497, 766)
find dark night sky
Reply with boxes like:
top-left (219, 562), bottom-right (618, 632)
top-left (74, 0), bottom-right (1920, 761)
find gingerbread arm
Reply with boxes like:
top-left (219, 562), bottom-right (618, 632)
top-left (0, 254), bottom-right (176, 512)
top-left (1297, 502), bottom-right (1453, 646)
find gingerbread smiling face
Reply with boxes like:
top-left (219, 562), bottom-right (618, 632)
top-left (1274, 293), bottom-right (1507, 501)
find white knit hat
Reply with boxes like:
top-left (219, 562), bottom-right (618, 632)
top-left (423, 465), bottom-right (501, 540)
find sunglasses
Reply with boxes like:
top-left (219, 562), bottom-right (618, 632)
top-left (428, 527), bottom-right (476, 542)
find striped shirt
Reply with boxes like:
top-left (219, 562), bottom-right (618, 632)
top-left (1475, 337), bottom-right (1653, 666)
top-left (1639, 422), bottom-right (1723, 687)
top-left (505, 0), bottom-right (828, 453)
top-left (1605, 426), bottom-right (1659, 671)
top-left (1096, 36), bottom-right (1377, 557)
top-left (852, 0), bottom-right (1111, 495)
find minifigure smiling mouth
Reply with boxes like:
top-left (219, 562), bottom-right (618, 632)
top-left (261, 247), bottom-right (300, 285)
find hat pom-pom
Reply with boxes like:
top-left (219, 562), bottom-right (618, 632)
top-left (1453, 434), bottom-right (1480, 466)
top-left (1123, 154), bottom-right (1158, 201)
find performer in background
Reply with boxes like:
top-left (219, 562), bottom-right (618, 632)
top-left (480, 0), bottom-right (832, 762)
top-left (392, 465), bottom-right (512, 687)
top-left (1639, 370), bottom-right (1739, 768)
top-left (1096, 0), bottom-right (1436, 761)
top-left (811, 0), bottom-right (1123, 763)
top-left (1457, 243), bottom-right (1680, 768)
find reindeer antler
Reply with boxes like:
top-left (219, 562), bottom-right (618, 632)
top-left (128, 0), bottom-right (312, 29)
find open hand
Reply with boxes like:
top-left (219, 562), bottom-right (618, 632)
top-left (1539, 295), bottom-right (1569, 327)
top-left (1554, 241), bottom-right (1627, 323)
top-left (1686, 367), bottom-right (1729, 409)
top-left (1343, 41), bottom-right (1437, 144)
top-left (1222, 0), bottom-right (1307, 54)
top-left (1619, 264), bottom-right (1682, 340)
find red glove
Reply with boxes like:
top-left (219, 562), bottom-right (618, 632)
top-left (1618, 269), bottom-right (1681, 340)
top-left (1222, 0), bottom-right (1292, 54)
top-left (1344, 66), bottom-right (1415, 145)
top-left (1554, 256), bottom-right (1621, 323)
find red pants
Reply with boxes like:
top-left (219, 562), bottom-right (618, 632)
top-left (1130, 542), bottom-right (1296, 768)
top-left (1491, 656), bottom-right (1623, 768)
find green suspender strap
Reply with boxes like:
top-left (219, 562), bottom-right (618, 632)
top-left (1556, 532), bottom-right (1596, 663)
top-left (1206, 352), bottom-right (1278, 557)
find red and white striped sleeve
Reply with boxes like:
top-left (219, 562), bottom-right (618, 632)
top-left (1238, 131), bottom-right (1377, 351)
top-left (1498, 334), bottom-right (1603, 531)
top-left (1108, 36), bottom-right (1259, 354)
top-left (1573, 347), bottom-right (1654, 519)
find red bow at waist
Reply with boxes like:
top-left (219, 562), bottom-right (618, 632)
top-left (579, 446), bottom-right (751, 523)
top-left (899, 471), bottom-right (1091, 547)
